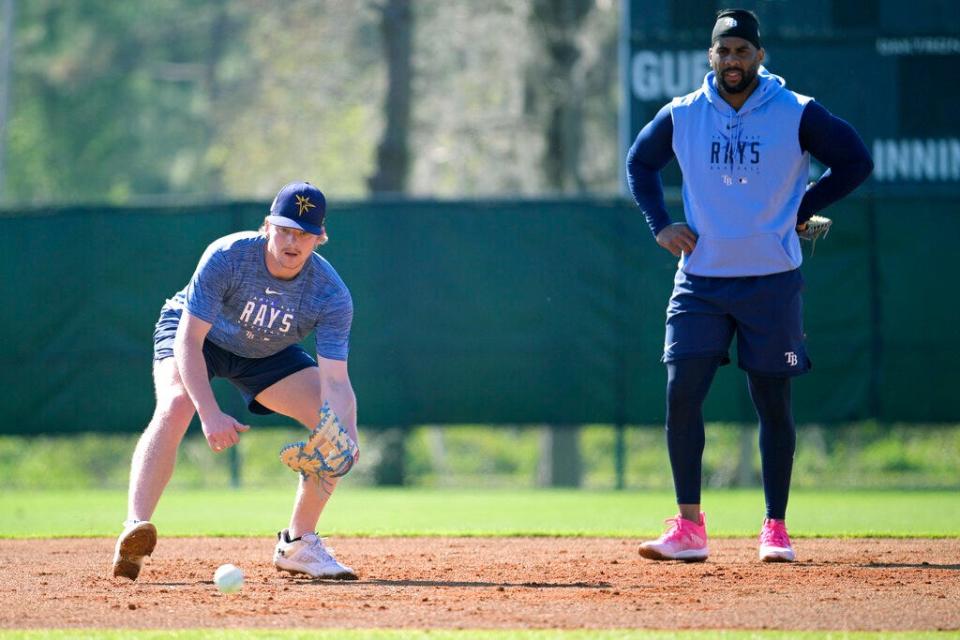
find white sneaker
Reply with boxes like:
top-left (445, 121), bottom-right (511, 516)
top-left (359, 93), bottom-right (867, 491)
top-left (112, 520), bottom-right (157, 580)
top-left (273, 529), bottom-right (357, 580)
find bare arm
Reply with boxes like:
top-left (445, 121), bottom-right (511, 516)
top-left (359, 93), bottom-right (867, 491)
top-left (174, 310), bottom-right (249, 452)
top-left (317, 356), bottom-right (358, 452)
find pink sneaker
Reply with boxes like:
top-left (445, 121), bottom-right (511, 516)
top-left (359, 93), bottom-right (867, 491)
top-left (759, 518), bottom-right (795, 562)
top-left (639, 512), bottom-right (708, 562)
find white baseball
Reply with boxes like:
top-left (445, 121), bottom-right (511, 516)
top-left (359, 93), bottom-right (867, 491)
top-left (213, 563), bottom-right (244, 593)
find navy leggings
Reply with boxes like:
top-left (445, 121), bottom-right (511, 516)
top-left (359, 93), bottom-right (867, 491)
top-left (665, 357), bottom-right (796, 519)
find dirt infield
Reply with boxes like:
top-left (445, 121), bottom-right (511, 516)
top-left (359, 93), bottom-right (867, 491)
top-left (1, 537), bottom-right (958, 631)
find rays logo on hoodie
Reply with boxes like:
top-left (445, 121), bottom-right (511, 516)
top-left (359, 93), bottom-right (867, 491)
top-left (709, 136), bottom-right (761, 168)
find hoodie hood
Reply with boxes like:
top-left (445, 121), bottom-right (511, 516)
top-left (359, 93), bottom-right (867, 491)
top-left (702, 66), bottom-right (785, 116)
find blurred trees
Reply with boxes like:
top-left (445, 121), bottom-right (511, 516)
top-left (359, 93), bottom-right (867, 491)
top-left (1, 0), bottom-right (620, 205)
top-left (6, 0), bottom-right (250, 202)
top-left (409, 0), bottom-right (618, 196)
top-left (0, 0), bottom-right (14, 201)
top-left (212, 1), bottom-right (382, 198)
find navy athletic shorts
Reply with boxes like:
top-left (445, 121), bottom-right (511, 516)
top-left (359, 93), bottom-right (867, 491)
top-left (152, 304), bottom-right (317, 415)
top-left (662, 268), bottom-right (811, 377)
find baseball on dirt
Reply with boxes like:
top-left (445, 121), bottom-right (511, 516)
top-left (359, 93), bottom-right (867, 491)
top-left (213, 563), bottom-right (244, 593)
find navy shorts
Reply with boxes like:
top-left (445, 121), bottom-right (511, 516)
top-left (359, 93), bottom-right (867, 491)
top-left (153, 304), bottom-right (317, 415)
top-left (663, 268), bottom-right (811, 377)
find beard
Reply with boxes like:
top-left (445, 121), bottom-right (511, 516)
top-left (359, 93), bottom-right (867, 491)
top-left (719, 66), bottom-right (758, 94)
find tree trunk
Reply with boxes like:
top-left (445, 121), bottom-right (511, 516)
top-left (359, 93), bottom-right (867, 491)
top-left (735, 424), bottom-right (758, 487)
top-left (368, 0), bottom-right (413, 194)
top-left (527, 0), bottom-right (593, 192)
top-left (374, 427), bottom-right (408, 486)
top-left (202, 0), bottom-right (230, 195)
top-left (538, 425), bottom-right (582, 487)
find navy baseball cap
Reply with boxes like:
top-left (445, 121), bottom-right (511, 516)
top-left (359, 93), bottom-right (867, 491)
top-left (265, 181), bottom-right (327, 236)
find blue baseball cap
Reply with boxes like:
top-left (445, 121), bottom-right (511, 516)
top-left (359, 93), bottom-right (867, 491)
top-left (265, 181), bottom-right (327, 236)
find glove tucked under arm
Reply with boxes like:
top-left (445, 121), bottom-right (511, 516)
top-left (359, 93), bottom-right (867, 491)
top-left (796, 214), bottom-right (832, 252)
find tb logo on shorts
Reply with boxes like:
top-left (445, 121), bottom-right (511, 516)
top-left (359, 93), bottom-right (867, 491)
top-left (784, 352), bottom-right (799, 366)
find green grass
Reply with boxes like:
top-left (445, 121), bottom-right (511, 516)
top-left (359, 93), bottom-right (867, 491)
top-left (0, 630), bottom-right (953, 639)
top-left (1, 488), bottom-right (958, 538)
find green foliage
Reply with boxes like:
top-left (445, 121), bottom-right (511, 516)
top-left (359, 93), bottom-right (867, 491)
top-left (406, 426), bottom-right (541, 487)
top-left (0, 433), bottom-right (138, 489)
top-left (0, 423), bottom-right (957, 491)
top-left (790, 423), bottom-right (960, 490)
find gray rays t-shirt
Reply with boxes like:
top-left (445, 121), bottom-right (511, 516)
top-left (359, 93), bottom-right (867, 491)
top-left (168, 232), bottom-right (352, 360)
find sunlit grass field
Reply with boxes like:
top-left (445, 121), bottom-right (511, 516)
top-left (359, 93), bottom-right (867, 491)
top-left (1, 487), bottom-right (958, 538)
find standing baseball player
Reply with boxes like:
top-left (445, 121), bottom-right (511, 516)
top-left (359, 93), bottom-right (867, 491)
top-left (626, 9), bottom-right (872, 562)
top-left (112, 181), bottom-right (361, 580)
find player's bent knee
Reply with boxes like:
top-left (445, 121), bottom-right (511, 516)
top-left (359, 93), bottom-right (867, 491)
top-left (149, 394), bottom-right (195, 433)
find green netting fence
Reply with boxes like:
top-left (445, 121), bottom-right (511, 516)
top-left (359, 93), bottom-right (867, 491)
top-left (0, 195), bottom-right (956, 434)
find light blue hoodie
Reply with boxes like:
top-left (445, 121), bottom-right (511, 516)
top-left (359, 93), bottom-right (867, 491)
top-left (671, 67), bottom-right (812, 277)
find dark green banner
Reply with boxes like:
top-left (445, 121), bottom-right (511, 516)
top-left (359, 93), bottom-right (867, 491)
top-left (620, 1), bottom-right (960, 192)
top-left (0, 196), bottom-right (956, 434)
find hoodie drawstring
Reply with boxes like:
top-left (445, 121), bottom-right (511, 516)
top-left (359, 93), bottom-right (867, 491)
top-left (725, 111), bottom-right (743, 181)
top-left (734, 112), bottom-right (743, 181)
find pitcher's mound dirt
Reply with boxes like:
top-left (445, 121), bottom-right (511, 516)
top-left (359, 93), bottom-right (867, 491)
top-left (1, 537), bottom-right (958, 631)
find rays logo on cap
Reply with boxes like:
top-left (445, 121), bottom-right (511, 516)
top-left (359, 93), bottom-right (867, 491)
top-left (721, 17), bottom-right (737, 27)
top-left (294, 194), bottom-right (316, 216)
top-left (266, 181), bottom-right (327, 236)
